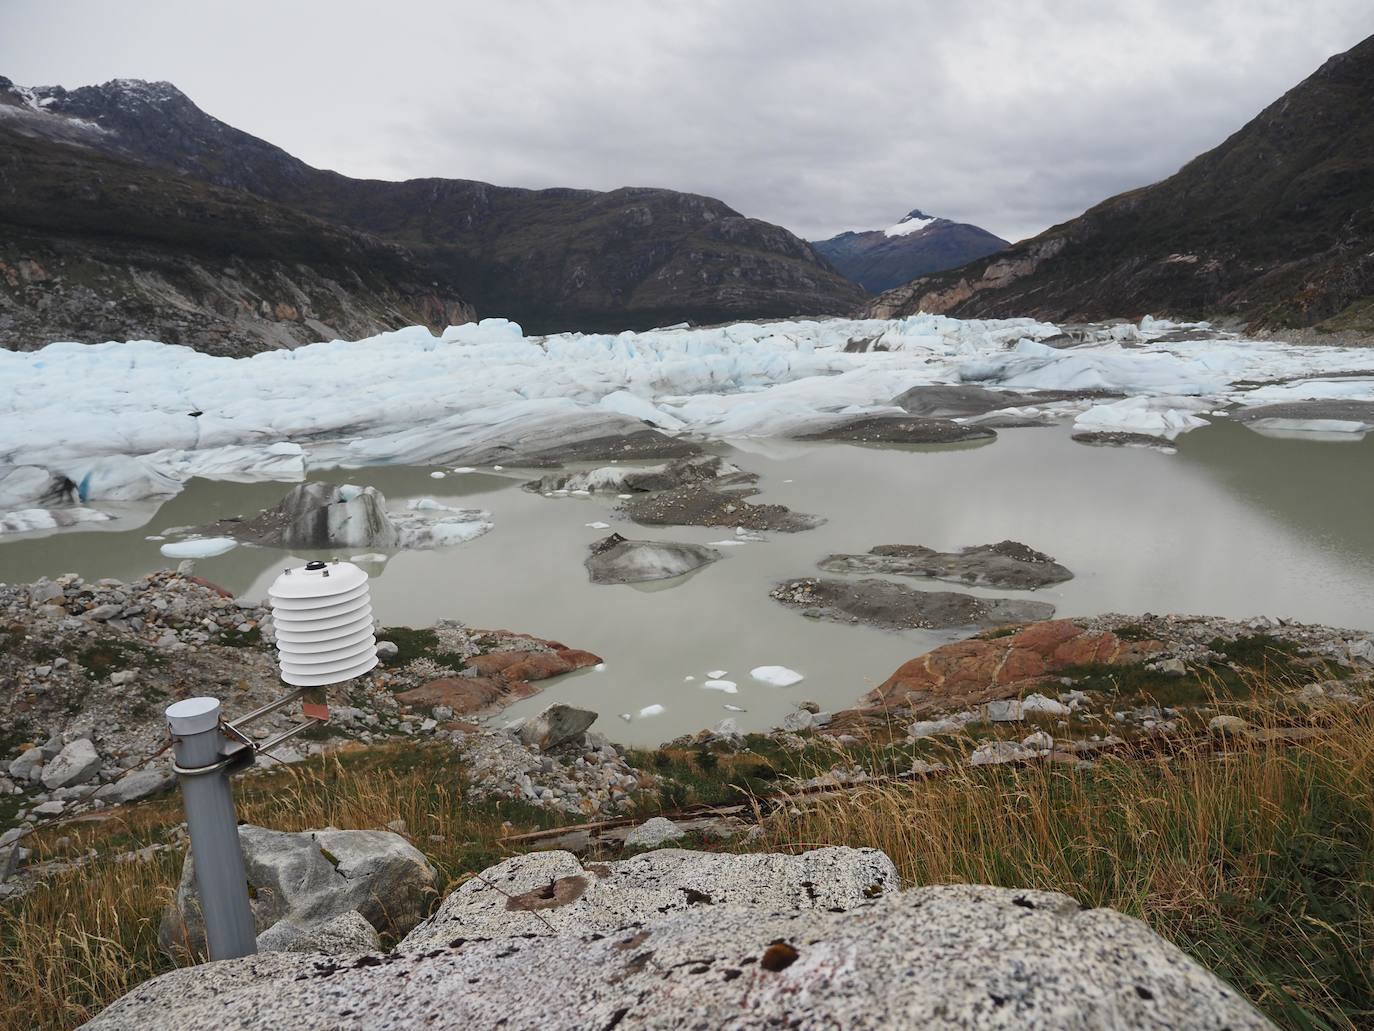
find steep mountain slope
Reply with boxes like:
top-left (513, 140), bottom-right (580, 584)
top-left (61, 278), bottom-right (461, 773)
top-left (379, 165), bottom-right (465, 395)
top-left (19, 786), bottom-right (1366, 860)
top-left (868, 34), bottom-right (1374, 333)
top-left (812, 210), bottom-right (1008, 293)
top-left (0, 77), bottom-right (863, 336)
top-left (0, 114), bottom-right (472, 355)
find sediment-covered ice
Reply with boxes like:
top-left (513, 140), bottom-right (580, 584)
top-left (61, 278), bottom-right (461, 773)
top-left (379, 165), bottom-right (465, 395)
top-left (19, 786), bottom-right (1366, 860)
top-left (5, 315), bottom-right (1374, 524)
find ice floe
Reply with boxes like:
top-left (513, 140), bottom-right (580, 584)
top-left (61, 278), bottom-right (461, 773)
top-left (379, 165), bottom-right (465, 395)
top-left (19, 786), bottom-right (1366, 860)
top-left (159, 537), bottom-right (238, 559)
top-left (750, 665), bottom-right (805, 687)
top-left (701, 679), bottom-right (739, 693)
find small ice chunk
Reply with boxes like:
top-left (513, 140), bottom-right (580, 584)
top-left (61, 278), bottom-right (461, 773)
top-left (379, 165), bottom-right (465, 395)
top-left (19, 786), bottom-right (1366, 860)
top-left (350, 553), bottom-right (389, 564)
top-left (723, 704), bottom-right (746, 712)
top-left (492, 465), bottom-right (505, 471)
top-left (619, 712), bottom-right (632, 722)
top-left (453, 466), bottom-right (477, 473)
top-left (617, 493), bottom-right (633, 500)
top-left (594, 663), bottom-right (606, 671)
top-left (160, 537), bottom-right (237, 559)
top-left (706, 670), bottom-right (727, 679)
top-left (430, 471), bottom-right (446, 479)
top-left (638, 704), bottom-right (665, 718)
top-left (144, 535), bottom-right (165, 541)
top-left (783, 479), bottom-right (794, 483)
top-left (750, 665), bottom-right (804, 687)
top-left (571, 489), bottom-right (591, 497)
top-left (702, 679), bottom-right (738, 693)
top-left (586, 521), bottom-right (611, 529)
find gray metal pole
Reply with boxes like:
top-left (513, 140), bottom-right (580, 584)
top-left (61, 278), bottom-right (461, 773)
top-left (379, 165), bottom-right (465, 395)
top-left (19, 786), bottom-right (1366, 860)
top-left (166, 697), bottom-right (258, 961)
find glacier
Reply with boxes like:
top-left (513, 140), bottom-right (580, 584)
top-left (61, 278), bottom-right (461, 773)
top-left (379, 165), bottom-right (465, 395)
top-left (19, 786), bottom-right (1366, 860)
top-left (4, 314), bottom-right (1374, 533)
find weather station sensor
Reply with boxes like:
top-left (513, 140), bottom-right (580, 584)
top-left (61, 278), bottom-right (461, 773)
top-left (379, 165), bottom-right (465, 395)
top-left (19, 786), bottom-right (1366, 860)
top-left (164, 559), bottom-right (378, 961)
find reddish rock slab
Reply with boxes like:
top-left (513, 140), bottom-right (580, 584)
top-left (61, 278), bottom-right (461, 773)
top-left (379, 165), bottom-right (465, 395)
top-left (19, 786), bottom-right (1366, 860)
top-left (397, 641), bottom-right (602, 718)
top-left (867, 619), bottom-right (1164, 712)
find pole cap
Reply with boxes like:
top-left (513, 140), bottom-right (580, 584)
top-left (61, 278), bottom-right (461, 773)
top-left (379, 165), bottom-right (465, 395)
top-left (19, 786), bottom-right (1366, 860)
top-left (166, 697), bottom-right (221, 735)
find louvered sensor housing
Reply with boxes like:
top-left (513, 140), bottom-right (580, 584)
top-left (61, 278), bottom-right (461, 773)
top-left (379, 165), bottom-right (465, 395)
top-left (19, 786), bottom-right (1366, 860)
top-left (268, 560), bottom-right (378, 686)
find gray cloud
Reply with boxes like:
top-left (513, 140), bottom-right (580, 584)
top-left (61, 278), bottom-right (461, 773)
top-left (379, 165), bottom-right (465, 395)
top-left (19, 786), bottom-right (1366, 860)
top-left (3, 0), bottom-right (1370, 242)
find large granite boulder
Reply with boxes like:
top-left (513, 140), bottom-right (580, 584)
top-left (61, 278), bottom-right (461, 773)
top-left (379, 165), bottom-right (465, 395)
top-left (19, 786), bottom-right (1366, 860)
top-left (516, 704), bottom-right (598, 752)
top-left (89, 856), bottom-right (1271, 1030)
top-left (157, 825), bottom-right (438, 958)
top-left (41, 738), bottom-right (101, 790)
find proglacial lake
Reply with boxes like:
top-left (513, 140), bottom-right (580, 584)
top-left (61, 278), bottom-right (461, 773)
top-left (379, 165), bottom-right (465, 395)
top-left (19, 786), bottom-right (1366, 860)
top-left (3, 420), bottom-right (1372, 745)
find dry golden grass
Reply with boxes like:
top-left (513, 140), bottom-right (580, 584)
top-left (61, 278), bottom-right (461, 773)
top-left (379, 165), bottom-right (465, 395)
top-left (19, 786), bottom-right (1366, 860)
top-left (2, 693), bottom-right (1372, 1030)
top-left (740, 701), bottom-right (1374, 1028)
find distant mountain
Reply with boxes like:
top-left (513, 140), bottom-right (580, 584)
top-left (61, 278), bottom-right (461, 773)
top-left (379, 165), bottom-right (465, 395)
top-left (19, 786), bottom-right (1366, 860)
top-left (0, 77), bottom-right (863, 348)
top-left (868, 35), bottom-right (1374, 333)
top-left (812, 210), bottom-right (1008, 293)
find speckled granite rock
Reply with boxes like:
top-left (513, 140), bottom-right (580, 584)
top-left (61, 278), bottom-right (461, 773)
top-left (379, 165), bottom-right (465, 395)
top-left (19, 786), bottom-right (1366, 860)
top-left (85, 876), bottom-right (1271, 1030)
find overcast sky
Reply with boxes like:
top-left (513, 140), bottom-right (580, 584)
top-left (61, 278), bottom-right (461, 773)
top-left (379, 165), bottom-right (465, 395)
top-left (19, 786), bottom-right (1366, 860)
top-left (3, 1), bottom-right (1369, 242)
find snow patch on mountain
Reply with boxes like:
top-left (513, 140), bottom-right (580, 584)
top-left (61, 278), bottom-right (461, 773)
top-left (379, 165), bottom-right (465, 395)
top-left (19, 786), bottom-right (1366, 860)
top-left (883, 211), bottom-right (940, 237)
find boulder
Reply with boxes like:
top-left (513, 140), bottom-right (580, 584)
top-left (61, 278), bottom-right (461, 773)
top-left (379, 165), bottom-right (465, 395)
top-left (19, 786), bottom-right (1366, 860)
top-left (623, 817), bottom-right (687, 850)
top-left (255, 909), bottom-right (380, 957)
top-left (7, 747), bottom-right (43, 781)
top-left (869, 619), bottom-right (1165, 711)
top-left (94, 766), bottom-right (175, 805)
top-left (158, 825), bottom-right (438, 958)
top-left (90, 875), bottom-right (1272, 1031)
top-left (40, 738), bottom-right (101, 790)
top-left (517, 704), bottom-right (598, 752)
top-left (818, 540), bottom-right (1073, 590)
top-left (585, 534), bottom-right (722, 584)
top-left (770, 577), bottom-right (1054, 631)
top-left (402, 846), bottom-right (899, 949)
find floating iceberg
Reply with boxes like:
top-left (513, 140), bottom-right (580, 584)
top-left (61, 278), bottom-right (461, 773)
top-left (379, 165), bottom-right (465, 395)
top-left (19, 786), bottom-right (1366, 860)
top-left (159, 537), bottom-right (238, 559)
top-left (750, 665), bottom-right (805, 687)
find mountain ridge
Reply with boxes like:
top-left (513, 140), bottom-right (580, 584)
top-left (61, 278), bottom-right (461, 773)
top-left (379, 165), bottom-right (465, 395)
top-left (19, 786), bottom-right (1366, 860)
top-left (866, 34), bottom-right (1374, 332)
top-left (0, 76), bottom-right (863, 340)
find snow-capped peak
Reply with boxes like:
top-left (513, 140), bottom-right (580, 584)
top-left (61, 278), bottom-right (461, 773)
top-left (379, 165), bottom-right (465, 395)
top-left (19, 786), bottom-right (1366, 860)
top-left (883, 210), bottom-right (941, 238)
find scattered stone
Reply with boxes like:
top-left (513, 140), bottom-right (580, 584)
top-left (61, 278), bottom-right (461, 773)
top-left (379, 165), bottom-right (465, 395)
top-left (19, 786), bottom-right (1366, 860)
top-left (584, 534), bottom-right (722, 584)
top-left (1208, 715), bottom-right (1250, 737)
top-left (7, 748), bottom-right (43, 781)
top-left (375, 640), bottom-right (400, 661)
top-left (623, 817), bottom-right (688, 850)
top-left (620, 484), bottom-right (823, 532)
top-left (794, 415), bottom-right (995, 445)
top-left (818, 541), bottom-right (1073, 590)
top-left (94, 766), bottom-right (176, 805)
top-left (770, 577), bottom-right (1054, 631)
top-left (109, 670), bottom-right (137, 687)
top-left (40, 738), bottom-right (101, 790)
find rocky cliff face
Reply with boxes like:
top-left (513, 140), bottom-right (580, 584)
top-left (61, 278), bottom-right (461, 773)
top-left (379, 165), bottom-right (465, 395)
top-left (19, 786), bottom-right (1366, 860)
top-left (868, 34), bottom-right (1374, 332)
top-left (812, 209), bottom-right (1008, 293)
top-left (0, 116), bottom-right (473, 356)
top-left (0, 76), bottom-right (863, 339)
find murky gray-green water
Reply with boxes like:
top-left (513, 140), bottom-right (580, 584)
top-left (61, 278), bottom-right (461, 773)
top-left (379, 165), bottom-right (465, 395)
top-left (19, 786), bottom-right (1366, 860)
top-left (2, 421), bottom-right (1372, 745)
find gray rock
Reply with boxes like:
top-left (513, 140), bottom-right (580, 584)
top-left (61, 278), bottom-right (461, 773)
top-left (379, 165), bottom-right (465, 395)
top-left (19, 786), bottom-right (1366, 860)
top-left (1208, 715), bottom-right (1250, 736)
top-left (33, 799), bottom-right (66, 816)
top-left (158, 824), bottom-right (438, 958)
top-left (30, 580), bottom-right (66, 606)
top-left (585, 534), bottom-right (722, 584)
top-left (255, 909), bottom-right (380, 957)
top-left (87, 880), bottom-right (1271, 1031)
top-left (8, 747), bottom-right (43, 781)
top-left (94, 766), bottom-right (176, 805)
top-left (771, 578), bottom-right (1054, 631)
top-left (818, 540), bottom-right (1073, 590)
top-left (779, 710), bottom-right (813, 733)
top-left (986, 699), bottom-right (1024, 722)
top-left (709, 717), bottom-right (742, 741)
top-left (624, 817), bottom-right (688, 850)
top-left (517, 704), bottom-right (598, 752)
top-left (86, 603), bottom-right (123, 622)
top-left (1348, 637), bottom-right (1374, 667)
top-left (403, 846), bottom-right (898, 950)
top-left (41, 738), bottom-right (101, 790)
top-left (109, 670), bottom-right (137, 687)
top-left (375, 640), bottom-right (400, 661)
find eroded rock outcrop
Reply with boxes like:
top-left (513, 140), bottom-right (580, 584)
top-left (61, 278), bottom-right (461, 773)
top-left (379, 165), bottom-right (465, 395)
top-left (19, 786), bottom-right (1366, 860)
top-left (867, 619), bottom-right (1165, 711)
top-left (771, 577), bottom-right (1054, 631)
top-left (818, 541), bottom-right (1072, 590)
top-left (89, 849), bottom-right (1271, 1031)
